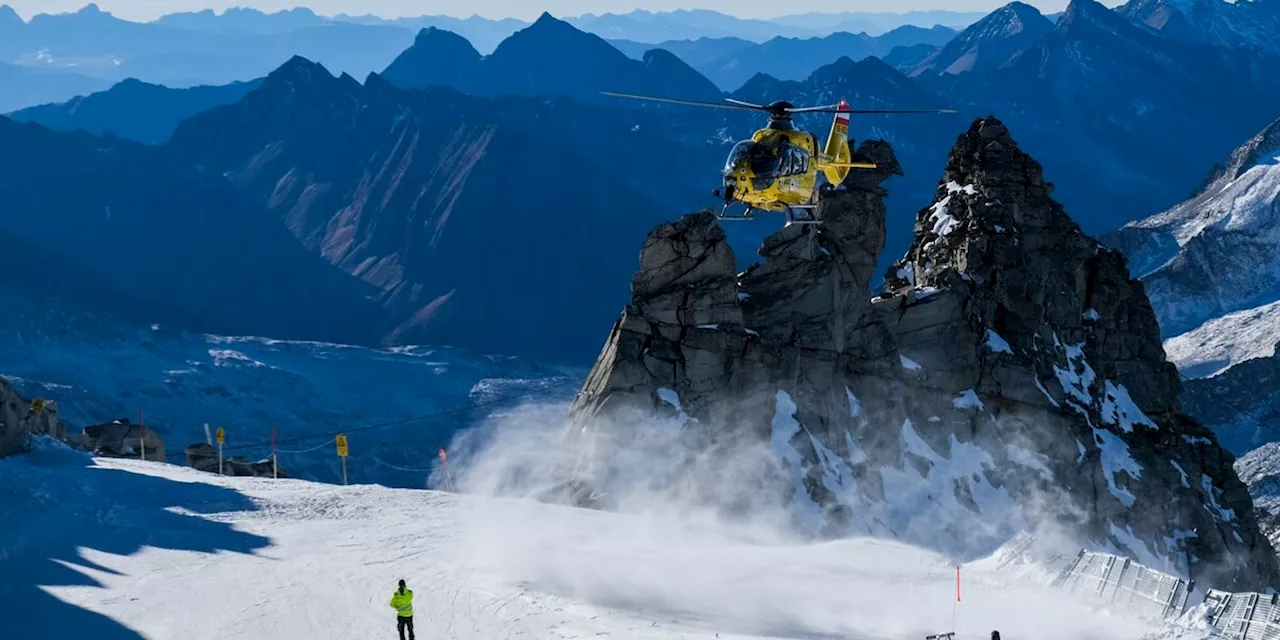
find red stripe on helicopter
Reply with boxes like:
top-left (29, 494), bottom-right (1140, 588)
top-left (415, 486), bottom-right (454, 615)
top-left (835, 99), bottom-right (851, 124)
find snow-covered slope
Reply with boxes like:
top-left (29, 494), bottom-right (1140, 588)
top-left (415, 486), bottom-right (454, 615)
top-left (0, 291), bottom-right (576, 486)
top-left (1235, 442), bottom-right (1280, 554)
top-left (1164, 300), bottom-right (1280, 378)
top-left (0, 442), bottom-right (1207, 640)
top-left (1109, 116), bottom-right (1280, 341)
top-left (1105, 117), bottom-right (1280, 451)
top-left (1119, 0), bottom-right (1280, 54)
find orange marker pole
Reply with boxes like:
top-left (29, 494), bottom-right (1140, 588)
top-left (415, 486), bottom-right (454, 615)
top-left (957, 565), bottom-right (961, 602)
top-left (438, 447), bottom-right (454, 492)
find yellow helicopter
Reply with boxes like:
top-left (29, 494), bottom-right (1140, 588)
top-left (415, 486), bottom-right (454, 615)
top-left (604, 92), bottom-right (955, 224)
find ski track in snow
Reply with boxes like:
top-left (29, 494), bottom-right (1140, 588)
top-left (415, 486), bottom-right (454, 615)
top-left (0, 447), bottom-right (1195, 640)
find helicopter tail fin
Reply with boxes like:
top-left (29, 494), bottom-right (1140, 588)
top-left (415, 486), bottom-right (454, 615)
top-left (821, 100), bottom-right (854, 185)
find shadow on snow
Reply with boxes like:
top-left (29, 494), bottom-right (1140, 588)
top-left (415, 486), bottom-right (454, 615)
top-left (0, 441), bottom-right (270, 639)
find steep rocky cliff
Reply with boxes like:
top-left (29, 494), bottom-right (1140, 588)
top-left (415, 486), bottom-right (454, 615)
top-left (568, 117), bottom-right (1279, 590)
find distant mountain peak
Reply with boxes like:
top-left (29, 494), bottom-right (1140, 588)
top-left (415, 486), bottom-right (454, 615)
top-left (412, 25), bottom-right (478, 50)
top-left (260, 56), bottom-right (348, 95)
top-left (495, 12), bottom-right (622, 60)
top-left (1202, 116), bottom-right (1280, 191)
top-left (911, 0), bottom-right (1052, 76)
top-left (0, 4), bottom-right (21, 23)
top-left (1059, 0), bottom-right (1122, 27)
top-left (381, 27), bottom-right (483, 91)
top-left (77, 3), bottom-right (106, 15)
top-left (533, 11), bottom-right (567, 27)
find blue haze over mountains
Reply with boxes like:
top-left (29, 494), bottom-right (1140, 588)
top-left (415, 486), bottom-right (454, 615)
top-left (3, 0), bottom-right (1280, 454)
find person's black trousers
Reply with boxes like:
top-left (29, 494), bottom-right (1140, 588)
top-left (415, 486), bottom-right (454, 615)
top-left (397, 615), bottom-right (415, 640)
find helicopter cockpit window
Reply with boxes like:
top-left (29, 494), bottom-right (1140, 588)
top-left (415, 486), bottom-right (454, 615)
top-left (724, 141), bottom-right (808, 179)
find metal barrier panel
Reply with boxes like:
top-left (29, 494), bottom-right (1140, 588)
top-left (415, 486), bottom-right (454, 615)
top-left (1206, 590), bottom-right (1280, 640)
top-left (1053, 550), bottom-right (1192, 621)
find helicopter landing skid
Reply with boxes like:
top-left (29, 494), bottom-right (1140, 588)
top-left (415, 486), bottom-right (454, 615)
top-left (783, 205), bottom-right (821, 226)
top-left (716, 202), bottom-right (759, 222)
top-left (715, 203), bottom-right (822, 226)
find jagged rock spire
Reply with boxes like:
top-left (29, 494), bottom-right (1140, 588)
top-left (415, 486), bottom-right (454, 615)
top-left (568, 118), bottom-right (1280, 590)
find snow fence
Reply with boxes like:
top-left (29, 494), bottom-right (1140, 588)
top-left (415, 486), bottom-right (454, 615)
top-left (1202, 591), bottom-right (1280, 640)
top-left (1053, 550), bottom-right (1192, 621)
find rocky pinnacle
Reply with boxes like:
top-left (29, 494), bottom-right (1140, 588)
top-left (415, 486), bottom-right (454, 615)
top-left (569, 118), bottom-right (1279, 590)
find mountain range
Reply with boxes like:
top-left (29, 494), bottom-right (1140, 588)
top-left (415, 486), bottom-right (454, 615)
top-left (7, 77), bottom-right (259, 144)
top-left (1119, 0), bottom-right (1280, 55)
top-left (647, 25), bottom-right (958, 90)
top-left (381, 14), bottom-right (723, 102)
top-left (0, 4), bottom-right (969, 112)
top-left (5, 0), bottom-right (1280, 366)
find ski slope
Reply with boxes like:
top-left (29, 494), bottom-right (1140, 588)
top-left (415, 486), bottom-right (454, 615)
top-left (0, 441), bottom-right (1201, 640)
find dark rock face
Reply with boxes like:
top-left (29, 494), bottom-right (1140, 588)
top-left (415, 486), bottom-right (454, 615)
top-left (568, 118), bottom-right (1280, 590)
top-left (185, 442), bottom-right (284, 478)
top-left (77, 418), bottom-right (166, 461)
top-left (0, 379), bottom-right (66, 457)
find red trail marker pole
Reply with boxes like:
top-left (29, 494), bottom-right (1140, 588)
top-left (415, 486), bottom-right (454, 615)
top-left (438, 447), bottom-right (454, 492)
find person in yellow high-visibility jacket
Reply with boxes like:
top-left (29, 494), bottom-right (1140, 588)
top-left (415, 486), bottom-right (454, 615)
top-left (389, 579), bottom-right (415, 640)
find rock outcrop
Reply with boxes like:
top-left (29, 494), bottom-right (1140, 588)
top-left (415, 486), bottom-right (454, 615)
top-left (185, 443), bottom-right (284, 478)
top-left (568, 117), bottom-right (1280, 590)
top-left (77, 418), bottom-right (166, 461)
top-left (0, 378), bottom-right (66, 456)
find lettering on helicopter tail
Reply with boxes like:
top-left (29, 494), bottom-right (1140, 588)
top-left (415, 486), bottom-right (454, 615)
top-left (825, 100), bottom-right (851, 159)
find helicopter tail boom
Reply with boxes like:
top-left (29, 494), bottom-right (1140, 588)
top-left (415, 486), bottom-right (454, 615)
top-left (821, 100), bottom-right (855, 185)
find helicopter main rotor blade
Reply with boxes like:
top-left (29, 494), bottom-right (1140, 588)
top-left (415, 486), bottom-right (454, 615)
top-left (600, 92), bottom-right (769, 112)
top-left (789, 107), bottom-right (960, 115)
top-left (784, 104), bottom-right (843, 114)
top-left (725, 98), bottom-right (768, 109)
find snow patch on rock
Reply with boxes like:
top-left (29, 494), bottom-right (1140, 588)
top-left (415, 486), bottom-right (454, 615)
top-left (986, 329), bottom-right (1013, 354)
top-left (771, 390), bottom-right (822, 530)
top-left (1094, 428), bottom-right (1142, 508)
top-left (953, 389), bottom-right (985, 410)
top-left (1100, 381), bottom-right (1157, 433)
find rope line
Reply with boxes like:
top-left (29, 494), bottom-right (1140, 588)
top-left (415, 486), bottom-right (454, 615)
top-left (275, 438), bottom-right (339, 455)
top-left (215, 379), bottom-right (577, 453)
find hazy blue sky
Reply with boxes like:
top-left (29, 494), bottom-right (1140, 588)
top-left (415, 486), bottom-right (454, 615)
top-left (9, 1), bottom-right (1123, 21)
